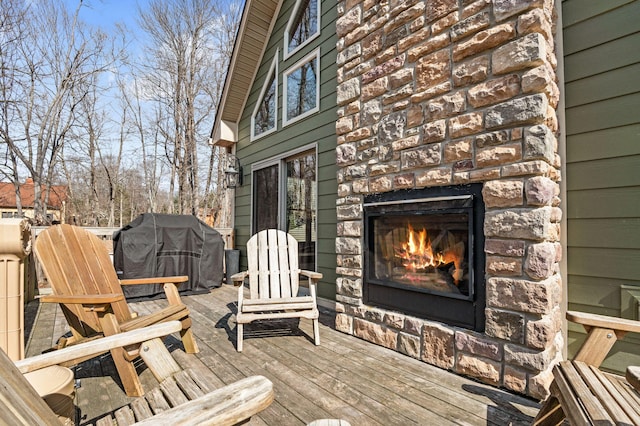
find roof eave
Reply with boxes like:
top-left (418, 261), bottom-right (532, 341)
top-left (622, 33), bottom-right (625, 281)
top-left (212, 120), bottom-right (239, 148)
top-left (210, 0), bottom-right (282, 148)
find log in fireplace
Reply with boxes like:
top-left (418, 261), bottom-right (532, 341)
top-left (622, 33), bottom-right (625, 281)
top-left (364, 184), bottom-right (485, 331)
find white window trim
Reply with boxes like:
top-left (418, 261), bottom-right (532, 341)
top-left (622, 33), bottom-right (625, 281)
top-left (282, 48), bottom-right (321, 128)
top-left (283, 0), bottom-right (321, 60)
top-left (250, 50), bottom-right (279, 141)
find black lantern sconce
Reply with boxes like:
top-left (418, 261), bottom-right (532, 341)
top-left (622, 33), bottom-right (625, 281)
top-left (225, 154), bottom-right (243, 188)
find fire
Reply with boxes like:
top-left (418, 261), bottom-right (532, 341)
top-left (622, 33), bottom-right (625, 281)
top-left (395, 224), bottom-right (465, 284)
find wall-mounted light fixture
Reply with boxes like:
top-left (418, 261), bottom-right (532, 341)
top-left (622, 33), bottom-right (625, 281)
top-left (225, 154), bottom-right (243, 188)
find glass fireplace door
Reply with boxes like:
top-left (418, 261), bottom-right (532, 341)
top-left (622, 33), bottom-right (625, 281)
top-left (371, 211), bottom-right (470, 297)
top-left (363, 184), bottom-right (486, 331)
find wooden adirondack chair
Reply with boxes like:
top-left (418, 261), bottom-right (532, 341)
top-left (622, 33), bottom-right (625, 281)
top-left (34, 224), bottom-right (199, 397)
top-left (4, 321), bottom-right (274, 426)
top-left (231, 229), bottom-right (321, 352)
top-left (533, 311), bottom-right (640, 425)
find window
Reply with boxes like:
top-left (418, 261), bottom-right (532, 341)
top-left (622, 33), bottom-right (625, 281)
top-left (285, 0), bottom-right (320, 57)
top-left (283, 49), bottom-right (320, 126)
top-left (252, 147), bottom-right (317, 270)
top-left (251, 53), bottom-right (278, 140)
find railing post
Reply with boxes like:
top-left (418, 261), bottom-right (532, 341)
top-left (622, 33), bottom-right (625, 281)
top-left (0, 219), bottom-right (32, 360)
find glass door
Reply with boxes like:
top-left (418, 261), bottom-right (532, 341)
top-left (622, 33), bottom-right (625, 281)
top-left (251, 149), bottom-right (317, 270)
top-left (252, 164), bottom-right (279, 233)
top-left (286, 152), bottom-right (316, 270)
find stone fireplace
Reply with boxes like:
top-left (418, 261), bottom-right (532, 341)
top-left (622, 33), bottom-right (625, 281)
top-left (334, 0), bottom-right (562, 399)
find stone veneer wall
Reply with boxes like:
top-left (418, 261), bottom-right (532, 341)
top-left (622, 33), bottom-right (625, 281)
top-left (333, 0), bottom-right (562, 398)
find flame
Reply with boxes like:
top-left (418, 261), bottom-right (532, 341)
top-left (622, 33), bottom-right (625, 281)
top-left (395, 224), bottom-right (465, 284)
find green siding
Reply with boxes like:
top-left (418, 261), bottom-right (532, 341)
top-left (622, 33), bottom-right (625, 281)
top-left (562, 0), bottom-right (639, 54)
top-left (567, 155), bottom-right (640, 190)
top-left (233, 0), bottom-right (338, 300)
top-left (565, 92), bottom-right (640, 135)
top-left (563, 32), bottom-right (640, 81)
top-left (566, 124), bottom-right (640, 162)
top-left (569, 219), bottom-right (640, 249)
top-left (567, 187), bottom-right (640, 219)
top-left (563, 0), bottom-right (640, 372)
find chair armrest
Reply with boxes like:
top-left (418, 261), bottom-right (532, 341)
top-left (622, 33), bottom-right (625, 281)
top-left (567, 311), bottom-right (640, 334)
top-left (120, 276), bottom-right (189, 286)
top-left (132, 375), bottom-right (274, 426)
top-left (627, 366), bottom-right (640, 391)
top-left (300, 270), bottom-right (322, 281)
top-left (568, 310), bottom-right (640, 367)
top-left (300, 269), bottom-right (322, 281)
top-left (40, 293), bottom-right (124, 305)
top-left (15, 321), bottom-right (182, 373)
top-left (300, 270), bottom-right (322, 289)
top-left (231, 271), bottom-right (248, 286)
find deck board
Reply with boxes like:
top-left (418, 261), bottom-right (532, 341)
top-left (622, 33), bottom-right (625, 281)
top-left (26, 284), bottom-right (540, 425)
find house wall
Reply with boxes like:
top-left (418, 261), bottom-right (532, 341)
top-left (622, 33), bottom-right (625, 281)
top-left (563, 0), bottom-right (640, 372)
top-left (0, 208), bottom-right (62, 223)
top-left (233, 0), bottom-right (338, 299)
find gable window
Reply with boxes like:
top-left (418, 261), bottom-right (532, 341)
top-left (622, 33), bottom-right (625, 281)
top-left (251, 53), bottom-right (278, 140)
top-left (285, 0), bottom-right (320, 57)
top-left (283, 49), bottom-right (320, 126)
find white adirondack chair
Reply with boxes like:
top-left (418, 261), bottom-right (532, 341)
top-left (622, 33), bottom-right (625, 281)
top-left (231, 229), bottom-right (322, 352)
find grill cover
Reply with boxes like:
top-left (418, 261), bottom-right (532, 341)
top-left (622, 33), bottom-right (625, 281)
top-left (113, 213), bottom-right (224, 299)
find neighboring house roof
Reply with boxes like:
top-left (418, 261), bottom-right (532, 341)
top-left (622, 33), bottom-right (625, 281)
top-left (0, 179), bottom-right (68, 210)
top-left (210, 0), bottom-right (281, 147)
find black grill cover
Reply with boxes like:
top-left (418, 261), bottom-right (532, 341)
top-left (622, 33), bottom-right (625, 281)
top-left (113, 213), bottom-right (224, 300)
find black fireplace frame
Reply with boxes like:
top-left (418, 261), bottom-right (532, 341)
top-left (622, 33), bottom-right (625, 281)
top-left (363, 184), bottom-right (485, 331)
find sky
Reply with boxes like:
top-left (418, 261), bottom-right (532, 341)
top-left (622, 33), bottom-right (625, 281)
top-left (64, 0), bottom-right (149, 32)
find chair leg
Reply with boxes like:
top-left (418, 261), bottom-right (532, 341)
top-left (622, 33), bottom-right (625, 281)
top-left (313, 318), bottom-right (320, 346)
top-left (98, 310), bottom-right (144, 396)
top-left (532, 395), bottom-right (564, 426)
top-left (99, 312), bottom-right (144, 397)
top-left (110, 346), bottom-right (145, 396)
top-left (237, 323), bottom-right (243, 352)
top-left (180, 326), bottom-right (199, 353)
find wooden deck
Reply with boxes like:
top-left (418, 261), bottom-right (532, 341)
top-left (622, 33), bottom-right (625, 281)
top-left (25, 284), bottom-right (540, 425)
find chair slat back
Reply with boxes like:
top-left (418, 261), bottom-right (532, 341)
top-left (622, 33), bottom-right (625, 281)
top-left (246, 229), bottom-right (300, 300)
top-left (0, 348), bottom-right (60, 425)
top-left (34, 224), bottom-right (133, 337)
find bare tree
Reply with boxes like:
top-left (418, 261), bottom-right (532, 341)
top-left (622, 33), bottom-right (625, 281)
top-left (204, 1), bottom-right (242, 227)
top-left (119, 74), bottom-right (161, 215)
top-left (2, 0), bottom-right (240, 225)
top-left (0, 0), bottom-right (28, 216)
top-left (0, 0), bottom-right (119, 224)
top-left (137, 0), bottom-right (240, 219)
